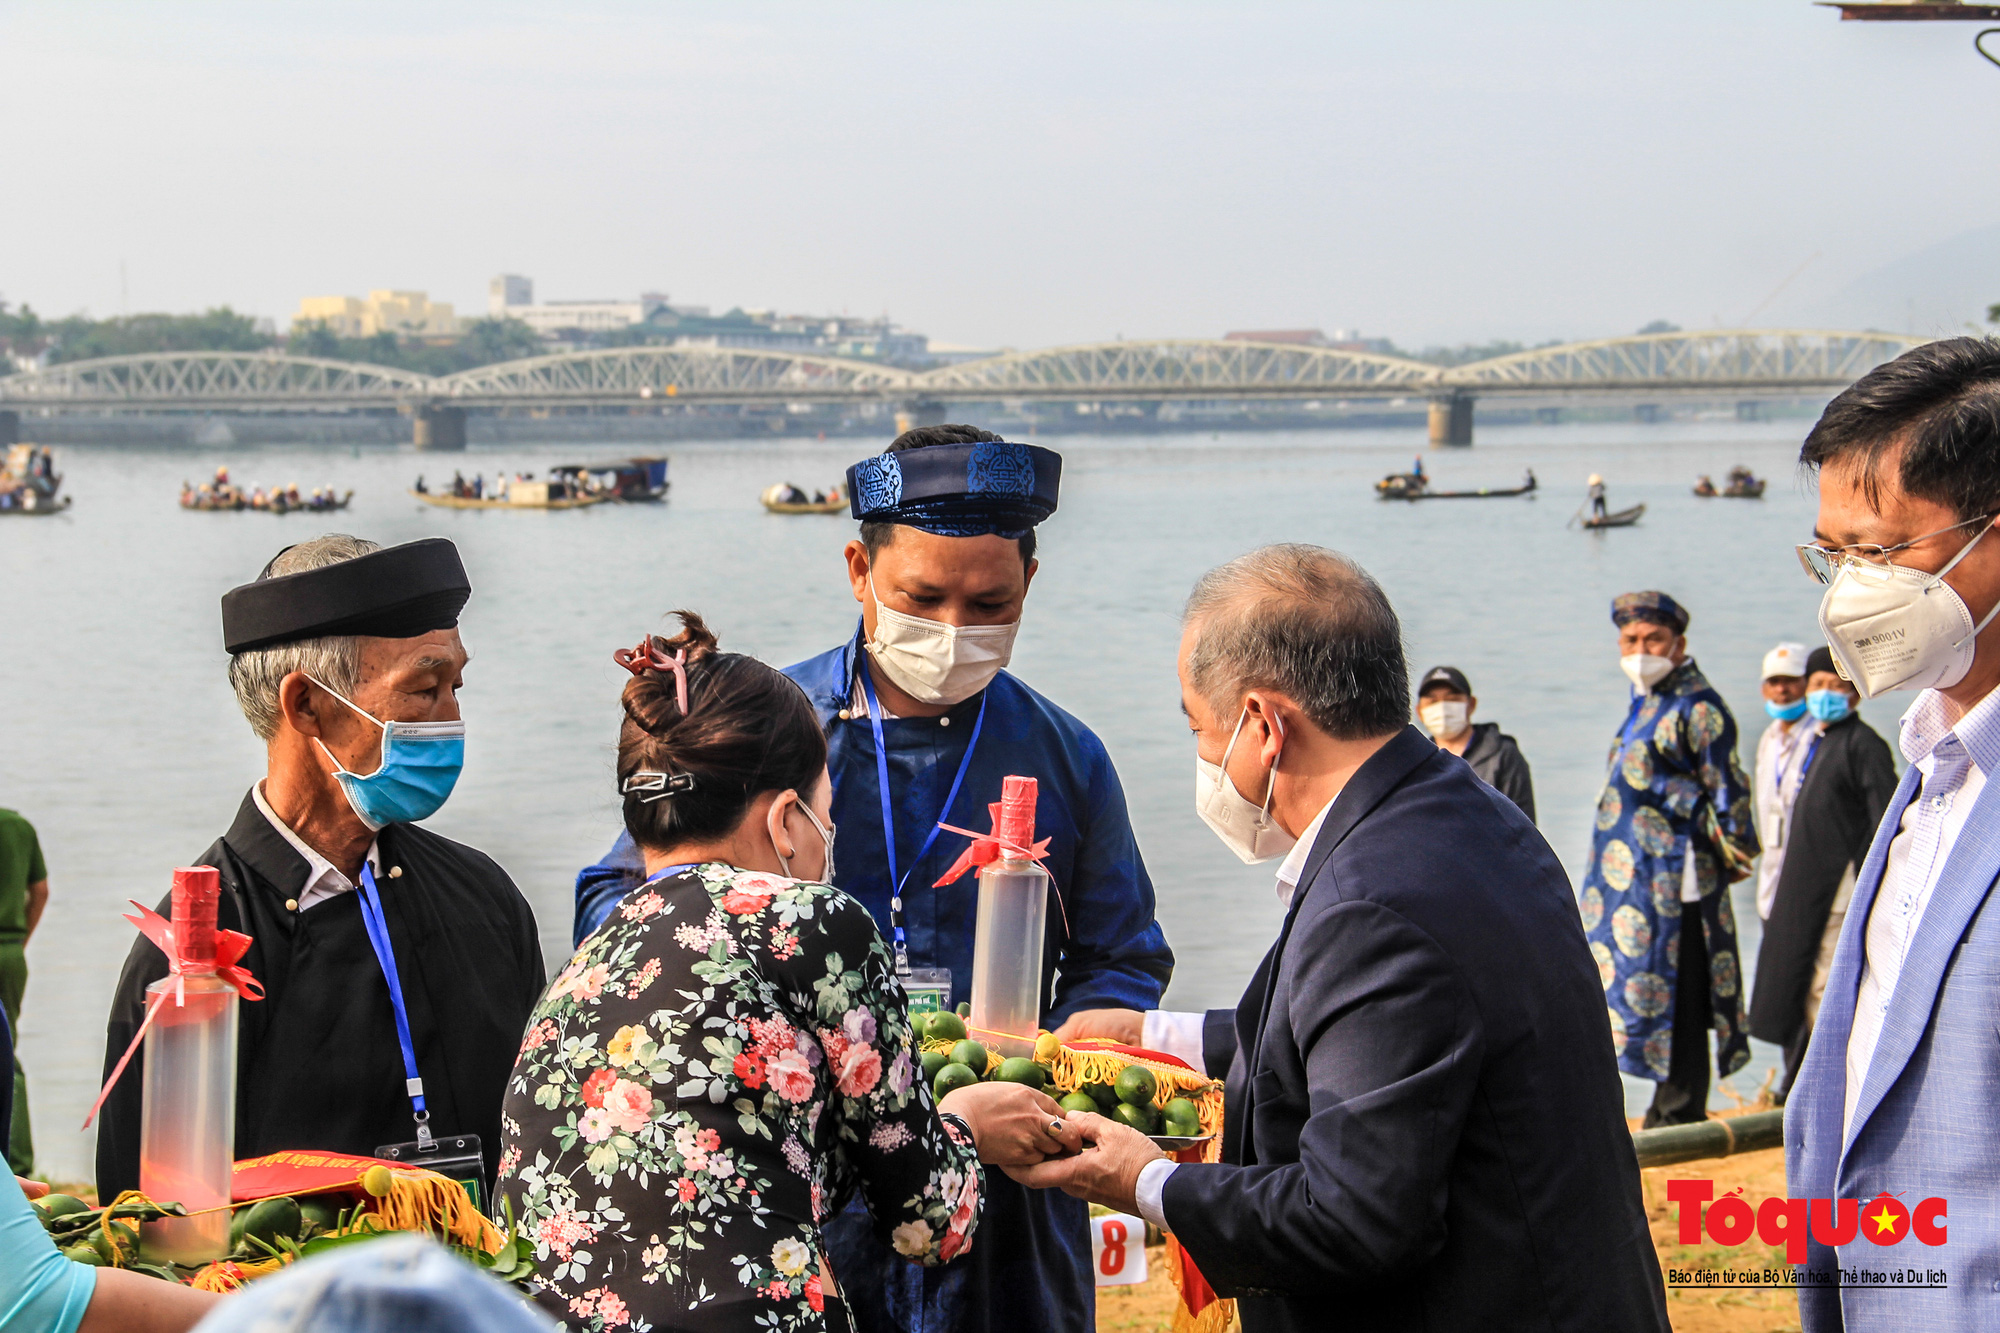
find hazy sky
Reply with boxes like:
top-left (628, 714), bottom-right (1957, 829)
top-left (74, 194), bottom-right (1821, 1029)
top-left (2, 1), bottom-right (1996, 350)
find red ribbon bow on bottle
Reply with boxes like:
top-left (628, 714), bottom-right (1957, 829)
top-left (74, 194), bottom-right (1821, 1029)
top-left (933, 806), bottom-right (1053, 886)
top-left (83, 875), bottom-right (264, 1129)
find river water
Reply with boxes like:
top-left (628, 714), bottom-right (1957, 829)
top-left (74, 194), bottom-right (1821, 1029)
top-left (1, 418), bottom-right (1885, 1181)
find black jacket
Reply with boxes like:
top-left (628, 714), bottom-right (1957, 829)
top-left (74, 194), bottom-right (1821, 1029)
top-left (1163, 727), bottom-right (1665, 1333)
top-left (1458, 721), bottom-right (1535, 821)
top-left (96, 792), bottom-right (546, 1198)
top-left (1747, 713), bottom-right (1898, 1046)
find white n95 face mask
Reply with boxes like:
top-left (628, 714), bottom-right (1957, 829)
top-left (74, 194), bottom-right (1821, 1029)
top-left (1419, 700), bottom-right (1470, 740)
top-left (1194, 708), bottom-right (1295, 865)
top-left (866, 578), bottom-right (1019, 706)
top-left (1819, 520), bottom-right (2000, 698)
top-left (1621, 654), bottom-right (1677, 692)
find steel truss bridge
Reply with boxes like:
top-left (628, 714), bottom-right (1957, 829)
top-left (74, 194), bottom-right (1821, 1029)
top-left (0, 329), bottom-right (1927, 436)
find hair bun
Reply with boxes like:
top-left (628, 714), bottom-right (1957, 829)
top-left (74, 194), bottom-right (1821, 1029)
top-left (657, 609), bottom-right (719, 662)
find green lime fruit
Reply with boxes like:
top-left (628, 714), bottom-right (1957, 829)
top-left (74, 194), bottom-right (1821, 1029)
top-left (925, 1010), bottom-right (967, 1044)
top-left (933, 1062), bottom-right (980, 1101)
top-left (297, 1196), bottom-right (342, 1238)
top-left (994, 1057), bottom-right (1046, 1089)
top-left (242, 1196), bottom-right (303, 1247)
top-left (950, 1040), bottom-right (989, 1075)
top-left (1058, 1091), bottom-right (1099, 1115)
top-left (1113, 1065), bottom-right (1158, 1108)
top-left (1082, 1081), bottom-right (1119, 1111)
top-left (920, 1049), bottom-right (949, 1082)
top-left (956, 1001), bottom-right (971, 1017)
top-left (62, 1242), bottom-right (106, 1266)
top-left (38, 1194), bottom-right (90, 1223)
top-left (230, 1205), bottom-right (252, 1251)
top-left (1163, 1097), bottom-right (1200, 1126)
top-left (1111, 1101), bottom-right (1158, 1134)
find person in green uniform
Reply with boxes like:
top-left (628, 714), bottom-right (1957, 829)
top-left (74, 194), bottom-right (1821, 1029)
top-left (0, 807), bottom-right (48, 1174)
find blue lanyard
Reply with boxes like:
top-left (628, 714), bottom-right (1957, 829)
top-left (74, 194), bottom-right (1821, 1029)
top-left (1779, 731), bottom-right (1825, 792)
top-left (858, 656), bottom-right (987, 975)
top-left (358, 862), bottom-right (431, 1147)
top-left (643, 863), bottom-right (698, 887)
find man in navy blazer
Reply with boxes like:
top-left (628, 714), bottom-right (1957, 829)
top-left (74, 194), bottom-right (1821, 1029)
top-left (1028, 544), bottom-right (1666, 1333)
top-left (1786, 338), bottom-right (2000, 1332)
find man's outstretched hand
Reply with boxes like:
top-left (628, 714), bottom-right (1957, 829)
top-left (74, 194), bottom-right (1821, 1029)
top-left (1050, 1008), bottom-right (1145, 1046)
top-left (1002, 1109), bottom-right (1165, 1215)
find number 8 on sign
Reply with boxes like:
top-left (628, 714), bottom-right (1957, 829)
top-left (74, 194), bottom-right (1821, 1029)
top-left (1091, 1213), bottom-right (1148, 1287)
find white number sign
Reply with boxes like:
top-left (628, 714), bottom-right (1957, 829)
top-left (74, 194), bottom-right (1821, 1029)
top-left (1091, 1212), bottom-right (1148, 1287)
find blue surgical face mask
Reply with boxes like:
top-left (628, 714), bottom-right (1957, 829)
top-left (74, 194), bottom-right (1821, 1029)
top-left (307, 676), bottom-right (465, 830)
top-left (1806, 689), bottom-right (1853, 725)
top-left (1765, 696), bottom-right (1808, 722)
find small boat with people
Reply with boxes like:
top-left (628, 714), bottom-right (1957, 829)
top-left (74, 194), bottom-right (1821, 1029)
top-left (411, 468), bottom-right (614, 510)
top-left (1378, 468), bottom-right (1537, 501)
top-left (1693, 465), bottom-right (1766, 499)
top-left (181, 468), bottom-right (353, 513)
top-left (1574, 472), bottom-right (1644, 528)
top-left (760, 481), bottom-right (847, 514)
top-left (550, 456), bottom-right (670, 502)
top-left (1582, 503), bottom-right (1646, 529)
top-left (0, 443), bottom-right (70, 515)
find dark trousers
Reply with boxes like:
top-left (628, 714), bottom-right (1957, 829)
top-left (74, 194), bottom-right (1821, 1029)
top-left (1777, 1023), bottom-right (1812, 1106)
top-left (1644, 901), bottom-right (1711, 1128)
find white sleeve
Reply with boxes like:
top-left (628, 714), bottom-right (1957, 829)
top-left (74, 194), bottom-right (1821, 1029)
top-left (1141, 1009), bottom-right (1207, 1070)
top-left (1134, 1158), bottom-right (1179, 1232)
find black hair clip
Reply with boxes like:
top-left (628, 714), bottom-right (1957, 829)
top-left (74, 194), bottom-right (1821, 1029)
top-left (622, 771), bottom-right (697, 803)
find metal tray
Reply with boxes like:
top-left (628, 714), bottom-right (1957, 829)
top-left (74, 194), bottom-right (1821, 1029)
top-left (1147, 1132), bottom-right (1216, 1151)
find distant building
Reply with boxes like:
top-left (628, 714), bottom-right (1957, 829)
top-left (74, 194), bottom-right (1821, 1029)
top-left (489, 274), bottom-right (533, 317)
top-left (1223, 327), bottom-right (1397, 355)
top-left (484, 275), bottom-right (933, 364)
top-left (1225, 329), bottom-right (1329, 345)
top-left (295, 290), bottom-right (459, 338)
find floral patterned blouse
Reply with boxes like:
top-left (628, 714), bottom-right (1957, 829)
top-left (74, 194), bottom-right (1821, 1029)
top-left (499, 863), bottom-right (982, 1333)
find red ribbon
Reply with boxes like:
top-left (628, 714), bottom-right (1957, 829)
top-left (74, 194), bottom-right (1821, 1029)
top-left (931, 810), bottom-right (1069, 939)
top-left (82, 902), bottom-right (263, 1129)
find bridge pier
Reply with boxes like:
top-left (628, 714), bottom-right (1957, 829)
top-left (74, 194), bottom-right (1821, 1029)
top-left (1737, 401), bottom-right (1763, 422)
top-left (1427, 392), bottom-right (1475, 446)
top-left (894, 398), bottom-right (947, 437)
top-left (413, 404), bottom-right (467, 451)
top-left (0, 411), bottom-right (17, 448)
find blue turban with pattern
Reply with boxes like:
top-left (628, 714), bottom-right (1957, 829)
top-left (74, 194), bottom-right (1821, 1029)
top-left (1611, 590), bottom-right (1690, 634)
top-left (847, 440), bottom-right (1061, 538)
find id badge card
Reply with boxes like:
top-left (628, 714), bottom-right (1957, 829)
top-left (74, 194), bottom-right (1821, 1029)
top-left (900, 968), bottom-right (953, 1017)
top-left (374, 1132), bottom-right (486, 1210)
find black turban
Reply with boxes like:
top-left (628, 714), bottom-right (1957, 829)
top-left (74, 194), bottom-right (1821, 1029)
top-left (221, 537), bottom-right (471, 654)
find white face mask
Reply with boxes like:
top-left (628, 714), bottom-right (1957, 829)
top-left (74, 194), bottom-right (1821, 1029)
top-left (1194, 708), bottom-right (1295, 865)
top-left (865, 577), bottom-right (1019, 706)
top-left (1819, 520), bottom-right (2000, 698)
top-left (1418, 699), bottom-right (1470, 740)
top-left (773, 796), bottom-right (837, 883)
top-left (1621, 653), bottom-right (1677, 692)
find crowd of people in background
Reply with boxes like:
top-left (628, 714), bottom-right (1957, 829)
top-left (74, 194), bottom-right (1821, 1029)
top-left (13, 336), bottom-right (2000, 1333)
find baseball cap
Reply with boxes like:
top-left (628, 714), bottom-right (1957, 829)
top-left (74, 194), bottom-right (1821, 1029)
top-left (1762, 642), bottom-right (1808, 680)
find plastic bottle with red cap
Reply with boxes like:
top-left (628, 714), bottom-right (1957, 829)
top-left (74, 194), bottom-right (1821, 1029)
top-left (138, 866), bottom-right (240, 1263)
top-left (969, 777), bottom-right (1052, 1059)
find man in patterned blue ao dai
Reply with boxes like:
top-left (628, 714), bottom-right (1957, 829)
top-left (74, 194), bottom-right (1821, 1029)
top-left (1584, 590), bottom-right (1760, 1127)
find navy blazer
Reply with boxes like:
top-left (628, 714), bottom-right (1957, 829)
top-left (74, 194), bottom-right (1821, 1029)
top-left (1163, 727), bottom-right (1667, 1333)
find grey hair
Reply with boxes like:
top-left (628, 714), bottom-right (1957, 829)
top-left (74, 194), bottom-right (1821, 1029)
top-left (226, 534), bottom-right (379, 741)
top-left (1182, 543), bottom-right (1410, 741)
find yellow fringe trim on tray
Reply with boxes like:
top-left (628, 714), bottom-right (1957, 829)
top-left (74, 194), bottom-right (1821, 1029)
top-left (365, 1166), bottom-right (506, 1255)
top-left (191, 1256), bottom-right (291, 1292)
top-left (1166, 1236), bottom-right (1239, 1333)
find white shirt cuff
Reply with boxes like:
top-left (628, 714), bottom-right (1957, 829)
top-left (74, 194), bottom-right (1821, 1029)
top-left (1135, 1158), bottom-right (1178, 1232)
top-left (1142, 1009), bottom-right (1207, 1070)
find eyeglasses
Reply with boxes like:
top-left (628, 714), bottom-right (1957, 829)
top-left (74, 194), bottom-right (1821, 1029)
top-left (1795, 514), bottom-right (1995, 586)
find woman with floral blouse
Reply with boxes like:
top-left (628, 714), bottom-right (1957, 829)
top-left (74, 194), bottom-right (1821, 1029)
top-left (501, 613), bottom-right (1079, 1333)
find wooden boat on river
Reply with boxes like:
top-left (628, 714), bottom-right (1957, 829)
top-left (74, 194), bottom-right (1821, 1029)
top-left (1581, 503), bottom-right (1646, 529)
top-left (0, 444), bottom-right (70, 515)
top-left (761, 483), bottom-right (847, 514)
top-left (412, 485), bottom-right (613, 511)
top-left (1694, 466), bottom-right (1766, 499)
top-left (1379, 469), bottom-right (1537, 501)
